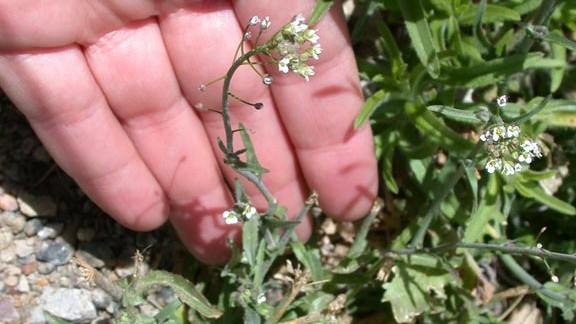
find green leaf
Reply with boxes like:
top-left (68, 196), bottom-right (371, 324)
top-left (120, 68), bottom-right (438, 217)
top-left (443, 53), bottom-right (565, 87)
top-left (155, 300), bottom-right (187, 324)
top-left (382, 255), bottom-right (453, 323)
top-left (550, 30), bottom-right (567, 92)
top-left (463, 185), bottom-right (500, 243)
top-left (526, 25), bottom-right (576, 51)
top-left (405, 102), bottom-right (474, 155)
top-left (291, 241), bottom-right (325, 281)
top-left (134, 270), bottom-right (223, 319)
top-left (238, 123), bottom-right (268, 177)
top-left (427, 105), bottom-right (487, 125)
top-left (514, 180), bottom-right (576, 216)
top-left (243, 217), bottom-right (259, 268)
top-left (308, 0), bottom-right (333, 26)
top-left (381, 131), bottom-right (399, 194)
top-left (397, 0), bottom-right (441, 78)
top-left (355, 90), bottom-right (387, 129)
top-left (459, 4), bottom-right (521, 25)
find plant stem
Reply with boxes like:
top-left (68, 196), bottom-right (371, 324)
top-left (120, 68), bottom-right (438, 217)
top-left (516, 0), bottom-right (558, 53)
top-left (499, 255), bottom-right (566, 302)
top-left (409, 142), bottom-right (483, 248)
top-left (385, 242), bottom-right (576, 265)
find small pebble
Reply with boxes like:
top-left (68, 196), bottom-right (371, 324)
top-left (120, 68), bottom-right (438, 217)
top-left (37, 223), bottom-right (63, 240)
top-left (76, 227), bottom-right (96, 242)
top-left (0, 228), bottom-right (13, 250)
top-left (0, 193), bottom-right (18, 211)
top-left (0, 246), bottom-right (16, 263)
top-left (14, 239), bottom-right (34, 258)
top-left (24, 218), bottom-right (43, 236)
top-left (91, 289), bottom-right (112, 310)
top-left (37, 262), bottom-right (56, 275)
top-left (4, 275), bottom-right (19, 287)
top-left (21, 261), bottom-right (38, 275)
top-left (16, 275), bottom-right (30, 293)
top-left (36, 241), bottom-right (73, 265)
top-left (17, 193), bottom-right (57, 217)
top-left (2, 212), bottom-right (26, 234)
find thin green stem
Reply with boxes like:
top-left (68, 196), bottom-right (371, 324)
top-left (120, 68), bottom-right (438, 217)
top-left (500, 255), bottom-right (566, 302)
top-left (516, 0), bottom-right (558, 53)
top-left (386, 242), bottom-right (576, 265)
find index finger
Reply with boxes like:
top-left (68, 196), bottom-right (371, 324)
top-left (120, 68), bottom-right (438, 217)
top-left (233, 1), bottom-right (378, 220)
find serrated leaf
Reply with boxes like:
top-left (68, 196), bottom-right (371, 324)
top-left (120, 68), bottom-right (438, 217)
top-left (355, 90), bottom-right (387, 129)
top-left (398, 0), bottom-right (441, 78)
top-left (308, 0), bottom-right (333, 26)
top-left (514, 180), bottom-right (576, 216)
top-left (382, 255), bottom-right (452, 323)
top-left (134, 270), bottom-right (222, 319)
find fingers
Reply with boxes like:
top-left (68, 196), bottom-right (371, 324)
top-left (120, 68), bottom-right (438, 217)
top-left (233, 1), bottom-right (378, 220)
top-left (158, 1), bottom-right (312, 239)
top-left (0, 46), bottom-right (169, 231)
top-left (83, 19), bottom-right (236, 264)
top-left (0, 0), bottom-right (194, 49)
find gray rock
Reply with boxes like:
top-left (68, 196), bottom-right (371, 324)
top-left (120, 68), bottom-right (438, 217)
top-left (24, 218), bottom-right (43, 236)
top-left (91, 289), bottom-right (112, 310)
top-left (37, 262), bottom-right (56, 275)
top-left (14, 239), bottom-right (34, 258)
top-left (1, 212), bottom-right (26, 234)
top-left (0, 296), bottom-right (20, 323)
top-left (17, 192), bottom-right (57, 217)
top-left (36, 241), bottom-right (73, 265)
top-left (39, 287), bottom-right (97, 322)
top-left (37, 223), bottom-right (63, 240)
top-left (0, 193), bottom-right (18, 211)
top-left (29, 305), bottom-right (46, 324)
top-left (0, 228), bottom-right (13, 250)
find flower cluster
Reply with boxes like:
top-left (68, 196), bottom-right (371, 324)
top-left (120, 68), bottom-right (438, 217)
top-left (480, 125), bottom-right (542, 175)
top-left (222, 202), bottom-right (258, 225)
top-left (266, 14), bottom-right (322, 81)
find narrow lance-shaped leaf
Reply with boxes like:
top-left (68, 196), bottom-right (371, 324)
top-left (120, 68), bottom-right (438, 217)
top-left (397, 0), bottom-right (441, 78)
top-left (514, 180), bottom-right (576, 216)
top-left (355, 89), bottom-right (387, 129)
top-left (427, 105), bottom-right (487, 125)
top-left (238, 123), bottom-right (268, 177)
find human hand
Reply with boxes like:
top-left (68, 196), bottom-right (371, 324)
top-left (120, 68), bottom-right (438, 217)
top-left (0, 0), bottom-right (378, 264)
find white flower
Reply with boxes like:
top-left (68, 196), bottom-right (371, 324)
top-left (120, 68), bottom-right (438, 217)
top-left (506, 125), bottom-right (520, 138)
top-left (295, 64), bottom-right (315, 81)
top-left (492, 126), bottom-right (505, 142)
top-left (551, 275), bottom-right (559, 283)
top-left (502, 162), bottom-right (516, 176)
top-left (278, 57), bottom-right (290, 73)
top-left (303, 29), bottom-right (320, 44)
top-left (310, 44), bottom-right (322, 60)
top-left (496, 95), bottom-right (508, 107)
top-left (243, 206), bottom-right (258, 220)
top-left (262, 75), bottom-right (273, 85)
top-left (514, 163), bottom-right (523, 172)
top-left (257, 292), bottom-right (267, 304)
top-left (287, 14), bottom-right (308, 34)
top-left (249, 16), bottom-right (260, 26)
top-left (261, 16), bottom-right (271, 30)
top-left (485, 159), bottom-right (502, 173)
top-left (223, 210), bottom-right (239, 225)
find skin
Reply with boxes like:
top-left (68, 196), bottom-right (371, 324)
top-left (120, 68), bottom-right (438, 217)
top-left (0, 0), bottom-right (378, 264)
